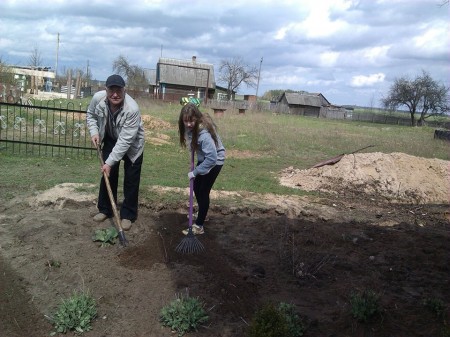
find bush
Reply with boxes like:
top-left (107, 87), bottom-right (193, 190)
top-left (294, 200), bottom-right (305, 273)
top-left (248, 302), bottom-right (305, 337)
top-left (423, 297), bottom-right (447, 320)
top-left (350, 289), bottom-right (380, 322)
top-left (51, 290), bottom-right (97, 334)
top-left (278, 302), bottom-right (305, 336)
top-left (160, 293), bottom-right (208, 337)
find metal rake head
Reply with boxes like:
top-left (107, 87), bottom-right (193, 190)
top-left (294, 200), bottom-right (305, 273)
top-left (118, 231), bottom-right (128, 247)
top-left (175, 231), bottom-right (205, 254)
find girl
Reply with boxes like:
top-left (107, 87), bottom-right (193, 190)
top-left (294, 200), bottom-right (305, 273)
top-left (178, 102), bottom-right (225, 235)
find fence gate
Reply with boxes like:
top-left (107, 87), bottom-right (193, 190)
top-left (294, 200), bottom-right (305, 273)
top-left (0, 99), bottom-right (94, 158)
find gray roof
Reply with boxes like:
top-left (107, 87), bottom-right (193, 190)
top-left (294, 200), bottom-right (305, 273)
top-left (283, 92), bottom-right (323, 107)
top-left (157, 57), bottom-right (215, 89)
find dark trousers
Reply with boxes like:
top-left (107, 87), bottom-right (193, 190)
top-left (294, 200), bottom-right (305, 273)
top-left (98, 137), bottom-right (143, 222)
top-left (193, 164), bottom-right (222, 226)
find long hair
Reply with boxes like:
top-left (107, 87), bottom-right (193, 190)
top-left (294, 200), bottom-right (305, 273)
top-left (178, 103), bottom-right (219, 152)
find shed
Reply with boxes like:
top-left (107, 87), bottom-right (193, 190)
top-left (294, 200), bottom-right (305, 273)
top-left (278, 92), bottom-right (330, 117)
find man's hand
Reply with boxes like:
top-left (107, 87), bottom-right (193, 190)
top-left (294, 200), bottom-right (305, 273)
top-left (188, 171), bottom-right (195, 180)
top-left (91, 135), bottom-right (100, 147)
top-left (102, 164), bottom-right (111, 177)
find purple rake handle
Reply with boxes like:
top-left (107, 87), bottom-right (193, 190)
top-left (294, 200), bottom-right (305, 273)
top-left (188, 148), bottom-right (195, 229)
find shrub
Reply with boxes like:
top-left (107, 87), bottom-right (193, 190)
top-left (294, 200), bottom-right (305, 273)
top-left (160, 293), bottom-right (208, 336)
top-left (423, 297), bottom-right (447, 320)
top-left (350, 289), bottom-right (380, 322)
top-left (50, 290), bottom-right (97, 334)
top-left (247, 302), bottom-right (305, 337)
top-left (278, 302), bottom-right (305, 336)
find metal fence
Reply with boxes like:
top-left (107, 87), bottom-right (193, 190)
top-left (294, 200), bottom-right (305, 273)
top-left (0, 99), bottom-right (94, 157)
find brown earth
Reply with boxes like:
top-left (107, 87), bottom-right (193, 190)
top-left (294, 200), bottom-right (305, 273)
top-left (0, 152), bottom-right (449, 337)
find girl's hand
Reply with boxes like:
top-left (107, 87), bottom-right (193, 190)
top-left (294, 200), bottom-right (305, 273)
top-left (188, 171), bottom-right (195, 180)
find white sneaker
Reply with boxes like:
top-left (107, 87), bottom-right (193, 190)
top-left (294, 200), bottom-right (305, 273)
top-left (93, 213), bottom-right (108, 222)
top-left (121, 219), bottom-right (132, 231)
top-left (182, 224), bottom-right (205, 235)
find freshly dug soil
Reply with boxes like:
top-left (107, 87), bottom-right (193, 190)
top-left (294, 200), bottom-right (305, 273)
top-left (0, 152), bottom-right (449, 337)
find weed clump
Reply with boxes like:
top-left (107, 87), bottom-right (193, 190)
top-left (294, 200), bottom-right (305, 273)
top-left (50, 290), bottom-right (97, 335)
top-left (160, 292), bottom-right (208, 336)
top-left (247, 302), bottom-right (305, 337)
top-left (350, 289), bottom-right (380, 322)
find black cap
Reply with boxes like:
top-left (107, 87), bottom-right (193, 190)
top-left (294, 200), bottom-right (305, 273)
top-left (105, 74), bottom-right (125, 88)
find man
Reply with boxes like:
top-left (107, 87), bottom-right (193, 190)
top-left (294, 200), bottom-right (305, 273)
top-left (86, 74), bottom-right (145, 231)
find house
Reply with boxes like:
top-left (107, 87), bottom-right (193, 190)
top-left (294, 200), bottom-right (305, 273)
top-left (277, 91), bottom-right (331, 117)
top-left (156, 56), bottom-right (215, 102)
top-left (2, 66), bottom-right (55, 96)
top-left (214, 85), bottom-right (236, 101)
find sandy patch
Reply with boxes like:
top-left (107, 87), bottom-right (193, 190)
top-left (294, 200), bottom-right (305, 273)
top-left (280, 152), bottom-right (450, 204)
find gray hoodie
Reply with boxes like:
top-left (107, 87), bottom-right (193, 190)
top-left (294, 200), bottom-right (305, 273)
top-left (86, 90), bottom-right (145, 167)
top-left (187, 128), bottom-right (225, 176)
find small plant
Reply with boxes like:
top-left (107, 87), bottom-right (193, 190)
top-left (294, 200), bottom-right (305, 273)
top-left (47, 259), bottom-right (61, 268)
top-left (350, 289), bottom-right (380, 322)
top-left (278, 302), bottom-right (306, 337)
top-left (160, 292), bottom-right (208, 336)
top-left (247, 302), bottom-right (305, 337)
top-left (423, 297), bottom-right (447, 320)
top-left (92, 227), bottom-right (118, 246)
top-left (50, 290), bottom-right (97, 335)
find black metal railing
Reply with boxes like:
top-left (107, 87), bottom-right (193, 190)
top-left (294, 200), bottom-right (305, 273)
top-left (0, 99), bottom-right (94, 157)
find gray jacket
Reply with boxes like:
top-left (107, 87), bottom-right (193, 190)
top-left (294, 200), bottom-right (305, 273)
top-left (86, 90), bottom-right (145, 166)
top-left (187, 128), bottom-right (225, 176)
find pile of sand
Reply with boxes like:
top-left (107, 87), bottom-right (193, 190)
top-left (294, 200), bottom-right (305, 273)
top-left (280, 152), bottom-right (449, 204)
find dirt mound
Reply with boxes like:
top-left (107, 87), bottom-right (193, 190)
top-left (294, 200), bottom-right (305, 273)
top-left (280, 152), bottom-right (449, 204)
top-left (142, 115), bottom-right (172, 130)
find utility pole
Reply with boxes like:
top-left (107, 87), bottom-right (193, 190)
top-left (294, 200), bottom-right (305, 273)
top-left (55, 33), bottom-right (60, 78)
top-left (255, 57), bottom-right (263, 99)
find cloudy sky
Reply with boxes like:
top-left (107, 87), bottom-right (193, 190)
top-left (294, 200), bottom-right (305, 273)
top-left (0, 0), bottom-right (448, 106)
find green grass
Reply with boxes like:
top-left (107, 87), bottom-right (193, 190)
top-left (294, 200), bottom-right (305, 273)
top-left (1, 99), bottom-right (449, 203)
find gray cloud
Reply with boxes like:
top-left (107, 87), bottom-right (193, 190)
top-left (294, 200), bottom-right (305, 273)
top-left (0, 0), bottom-right (448, 106)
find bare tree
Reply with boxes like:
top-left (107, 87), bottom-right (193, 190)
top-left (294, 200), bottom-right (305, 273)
top-left (0, 57), bottom-right (15, 86)
top-left (28, 47), bottom-right (43, 67)
top-left (218, 57), bottom-right (258, 100)
top-left (112, 55), bottom-right (148, 88)
top-left (381, 70), bottom-right (449, 126)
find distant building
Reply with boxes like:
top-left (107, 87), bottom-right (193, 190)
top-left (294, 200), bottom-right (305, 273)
top-left (3, 66), bottom-right (55, 95)
top-left (277, 91), bottom-right (346, 118)
top-left (156, 56), bottom-right (215, 102)
top-left (278, 92), bottom-right (330, 116)
top-left (244, 95), bottom-right (257, 102)
top-left (215, 85), bottom-right (236, 100)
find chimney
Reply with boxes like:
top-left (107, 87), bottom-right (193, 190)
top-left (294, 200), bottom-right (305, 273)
top-left (192, 56), bottom-right (197, 63)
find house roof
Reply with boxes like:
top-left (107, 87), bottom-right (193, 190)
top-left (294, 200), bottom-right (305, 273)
top-left (280, 92), bottom-right (330, 107)
top-left (157, 57), bottom-right (215, 89)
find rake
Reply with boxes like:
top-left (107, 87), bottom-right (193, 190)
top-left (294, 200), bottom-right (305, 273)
top-left (175, 149), bottom-right (205, 254)
top-left (96, 144), bottom-right (128, 247)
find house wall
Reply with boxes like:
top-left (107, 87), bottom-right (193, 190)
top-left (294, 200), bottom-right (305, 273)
top-left (288, 105), bottom-right (320, 117)
top-left (157, 83), bottom-right (213, 101)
